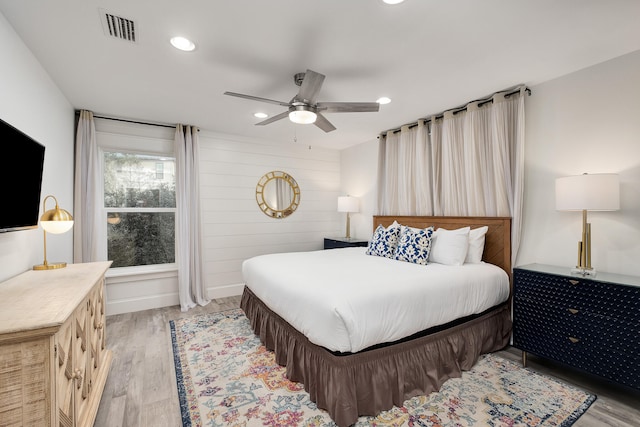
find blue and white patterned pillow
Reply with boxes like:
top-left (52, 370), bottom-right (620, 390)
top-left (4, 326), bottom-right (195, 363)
top-left (394, 225), bottom-right (435, 265)
top-left (366, 223), bottom-right (401, 258)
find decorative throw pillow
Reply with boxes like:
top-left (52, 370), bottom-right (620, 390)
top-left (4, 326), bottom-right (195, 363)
top-left (429, 226), bottom-right (470, 266)
top-left (394, 225), bottom-right (435, 265)
top-left (465, 226), bottom-right (489, 264)
top-left (366, 222), bottom-right (401, 258)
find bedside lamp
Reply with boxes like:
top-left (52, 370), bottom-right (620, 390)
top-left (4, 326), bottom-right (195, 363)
top-left (33, 195), bottom-right (74, 270)
top-left (555, 173), bottom-right (619, 276)
top-left (338, 196), bottom-right (359, 239)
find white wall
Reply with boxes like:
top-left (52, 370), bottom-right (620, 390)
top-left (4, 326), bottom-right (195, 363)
top-left (0, 12), bottom-right (343, 311)
top-left (104, 125), bottom-right (343, 315)
top-left (199, 131), bottom-right (342, 291)
top-left (0, 12), bottom-right (74, 282)
top-left (517, 49), bottom-right (640, 276)
top-left (340, 138), bottom-right (378, 239)
top-left (341, 49), bottom-right (640, 277)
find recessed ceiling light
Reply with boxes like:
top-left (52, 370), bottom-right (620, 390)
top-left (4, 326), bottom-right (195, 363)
top-left (383, 0), bottom-right (405, 4)
top-left (377, 97), bottom-right (391, 105)
top-left (170, 36), bottom-right (195, 51)
top-left (254, 112), bottom-right (268, 119)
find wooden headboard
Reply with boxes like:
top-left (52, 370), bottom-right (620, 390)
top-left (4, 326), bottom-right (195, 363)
top-left (373, 216), bottom-right (512, 283)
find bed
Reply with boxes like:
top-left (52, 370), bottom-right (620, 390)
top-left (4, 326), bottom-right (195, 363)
top-left (240, 216), bottom-right (512, 427)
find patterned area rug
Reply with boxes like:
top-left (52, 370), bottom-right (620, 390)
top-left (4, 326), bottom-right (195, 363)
top-left (170, 309), bottom-right (596, 427)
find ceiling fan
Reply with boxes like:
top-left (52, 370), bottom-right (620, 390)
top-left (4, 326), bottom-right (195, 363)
top-left (224, 69), bottom-right (380, 133)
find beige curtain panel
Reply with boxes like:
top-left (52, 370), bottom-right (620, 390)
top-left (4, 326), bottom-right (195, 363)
top-left (377, 87), bottom-right (526, 264)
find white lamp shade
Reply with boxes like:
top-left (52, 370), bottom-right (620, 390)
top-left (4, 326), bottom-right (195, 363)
top-left (41, 220), bottom-right (74, 234)
top-left (556, 173), bottom-right (620, 211)
top-left (337, 196), bottom-right (359, 213)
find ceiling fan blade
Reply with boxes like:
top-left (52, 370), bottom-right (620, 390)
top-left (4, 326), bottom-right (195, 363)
top-left (255, 110), bottom-right (290, 126)
top-left (313, 112), bottom-right (336, 133)
top-left (296, 69), bottom-right (325, 103)
top-left (316, 102), bottom-right (380, 113)
top-left (224, 91), bottom-right (290, 107)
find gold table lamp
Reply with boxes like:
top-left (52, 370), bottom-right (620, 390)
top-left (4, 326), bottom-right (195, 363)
top-left (555, 173), bottom-right (619, 276)
top-left (337, 196), bottom-right (359, 239)
top-left (33, 195), bottom-right (74, 270)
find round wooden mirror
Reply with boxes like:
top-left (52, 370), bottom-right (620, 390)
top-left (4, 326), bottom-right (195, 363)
top-left (256, 171), bottom-right (301, 218)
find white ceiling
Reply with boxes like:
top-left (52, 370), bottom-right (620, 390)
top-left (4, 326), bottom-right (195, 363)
top-left (1, 0), bottom-right (640, 150)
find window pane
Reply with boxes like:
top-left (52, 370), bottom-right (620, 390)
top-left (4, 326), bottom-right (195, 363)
top-left (103, 151), bottom-right (176, 268)
top-left (104, 152), bottom-right (175, 208)
top-left (107, 212), bottom-right (175, 267)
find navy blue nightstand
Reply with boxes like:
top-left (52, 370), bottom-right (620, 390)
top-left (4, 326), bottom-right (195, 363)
top-left (323, 237), bottom-right (369, 250)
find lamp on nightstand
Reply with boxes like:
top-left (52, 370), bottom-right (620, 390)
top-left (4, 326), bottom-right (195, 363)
top-left (337, 196), bottom-right (359, 239)
top-left (555, 173), bottom-right (619, 277)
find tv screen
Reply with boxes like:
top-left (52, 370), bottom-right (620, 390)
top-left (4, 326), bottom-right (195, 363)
top-left (0, 117), bottom-right (45, 233)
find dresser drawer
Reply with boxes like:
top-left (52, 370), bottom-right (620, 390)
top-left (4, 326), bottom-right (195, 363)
top-left (513, 297), bottom-right (593, 366)
top-left (514, 310), bottom-right (639, 388)
top-left (514, 296), bottom-right (638, 344)
top-left (515, 269), bottom-right (640, 320)
top-left (587, 345), bottom-right (640, 389)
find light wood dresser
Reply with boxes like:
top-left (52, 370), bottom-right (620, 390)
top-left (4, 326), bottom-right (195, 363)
top-left (0, 261), bottom-right (112, 427)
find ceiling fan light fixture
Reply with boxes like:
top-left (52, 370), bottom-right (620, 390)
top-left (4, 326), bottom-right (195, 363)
top-left (289, 108), bottom-right (317, 124)
top-left (224, 69), bottom-right (379, 132)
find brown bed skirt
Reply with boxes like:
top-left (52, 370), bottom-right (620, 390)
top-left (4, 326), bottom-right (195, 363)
top-left (240, 286), bottom-right (512, 427)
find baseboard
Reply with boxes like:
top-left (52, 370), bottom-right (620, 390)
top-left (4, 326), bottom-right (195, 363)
top-left (207, 283), bottom-right (245, 300)
top-left (106, 292), bottom-right (180, 315)
top-left (105, 283), bottom-right (245, 315)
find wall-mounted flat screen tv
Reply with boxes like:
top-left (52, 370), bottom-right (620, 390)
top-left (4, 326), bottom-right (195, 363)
top-left (0, 117), bottom-right (46, 232)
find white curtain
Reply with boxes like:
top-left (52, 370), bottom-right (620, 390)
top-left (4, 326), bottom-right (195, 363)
top-left (73, 110), bottom-right (101, 263)
top-left (377, 87), bottom-right (526, 265)
top-left (377, 122), bottom-right (432, 215)
top-left (175, 124), bottom-right (210, 311)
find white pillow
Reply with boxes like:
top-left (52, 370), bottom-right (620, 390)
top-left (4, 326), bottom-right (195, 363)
top-left (465, 226), bottom-right (489, 264)
top-left (429, 226), bottom-right (470, 266)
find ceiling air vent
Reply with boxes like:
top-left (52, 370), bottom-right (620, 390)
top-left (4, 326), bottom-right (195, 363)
top-left (100, 9), bottom-right (137, 43)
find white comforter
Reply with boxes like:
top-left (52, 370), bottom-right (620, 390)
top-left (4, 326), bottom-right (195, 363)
top-left (242, 247), bottom-right (510, 353)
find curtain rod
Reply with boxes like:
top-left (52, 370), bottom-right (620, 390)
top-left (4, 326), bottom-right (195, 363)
top-left (379, 86), bottom-right (531, 137)
top-left (91, 114), bottom-right (176, 129)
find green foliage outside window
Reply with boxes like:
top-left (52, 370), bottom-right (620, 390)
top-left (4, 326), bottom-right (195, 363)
top-left (104, 152), bottom-right (176, 268)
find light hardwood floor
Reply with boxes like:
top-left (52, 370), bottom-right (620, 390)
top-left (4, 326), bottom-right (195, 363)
top-left (95, 296), bottom-right (640, 427)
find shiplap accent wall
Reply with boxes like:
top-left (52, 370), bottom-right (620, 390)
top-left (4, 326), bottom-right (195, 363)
top-left (102, 122), bottom-right (342, 314)
top-left (199, 130), bottom-right (343, 295)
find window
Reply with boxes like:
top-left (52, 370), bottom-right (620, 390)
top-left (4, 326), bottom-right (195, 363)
top-left (95, 119), bottom-right (176, 271)
top-left (103, 151), bottom-right (176, 268)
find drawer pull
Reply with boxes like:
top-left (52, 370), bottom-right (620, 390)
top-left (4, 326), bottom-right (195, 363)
top-left (76, 369), bottom-right (84, 389)
top-left (568, 280), bottom-right (580, 285)
top-left (568, 337), bottom-right (580, 344)
top-left (568, 308), bottom-right (579, 315)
